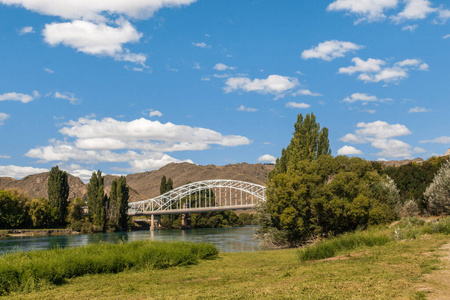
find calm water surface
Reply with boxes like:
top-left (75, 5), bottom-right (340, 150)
top-left (0, 226), bottom-right (268, 255)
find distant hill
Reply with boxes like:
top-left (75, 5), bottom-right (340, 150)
top-left (0, 163), bottom-right (275, 202)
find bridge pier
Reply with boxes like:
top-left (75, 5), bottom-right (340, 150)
top-left (181, 203), bottom-right (191, 230)
top-left (150, 215), bottom-right (161, 230)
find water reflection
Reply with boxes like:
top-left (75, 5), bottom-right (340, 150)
top-left (0, 226), bottom-right (267, 255)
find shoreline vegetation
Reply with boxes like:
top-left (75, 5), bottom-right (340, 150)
top-left (0, 241), bottom-right (218, 296)
top-left (1, 217), bottom-right (449, 298)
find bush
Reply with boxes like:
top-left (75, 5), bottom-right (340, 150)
top-left (399, 200), bottom-right (420, 218)
top-left (424, 160), bottom-right (450, 215)
top-left (0, 241), bottom-right (218, 296)
top-left (297, 230), bottom-right (392, 261)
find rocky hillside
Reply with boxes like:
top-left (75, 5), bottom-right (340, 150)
top-left (0, 163), bottom-right (275, 202)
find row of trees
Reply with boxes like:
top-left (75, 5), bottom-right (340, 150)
top-left (0, 167), bottom-right (130, 232)
top-left (86, 171), bottom-right (129, 232)
top-left (256, 113), bottom-right (449, 247)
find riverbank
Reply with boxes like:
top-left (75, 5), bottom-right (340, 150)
top-left (0, 229), bottom-right (79, 237)
top-left (4, 234), bottom-right (449, 299)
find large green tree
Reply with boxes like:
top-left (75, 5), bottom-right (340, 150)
top-left (109, 176), bottom-right (129, 231)
top-left (258, 114), bottom-right (397, 247)
top-left (0, 190), bottom-right (27, 229)
top-left (87, 170), bottom-right (107, 231)
top-left (47, 166), bottom-right (70, 226)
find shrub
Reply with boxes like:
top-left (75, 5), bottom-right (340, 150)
top-left (424, 160), bottom-right (450, 215)
top-left (400, 200), bottom-right (420, 218)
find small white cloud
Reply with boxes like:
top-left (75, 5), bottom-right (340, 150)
top-left (0, 165), bottom-right (48, 179)
top-left (337, 145), bottom-right (362, 155)
top-left (327, 0), bottom-right (398, 23)
top-left (286, 102), bottom-right (310, 109)
top-left (149, 109), bottom-right (163, 117)
top-left (257, 154), bottom-right (276, 163)
top-left (225, 75), bottom-right (299, 98)
top-left (193, 62), bottom-right (201, 69)
top-left (436, 9), bottom-right (450, 24)
top-left (339, 57), bottom-right (427, 83)
top-left (402, 24), bottom-right (418, 32)
top-left (54, 91), bottom-right (79, 104)
top-left (295, 70), bottom-right (304, 75)
top-left (443, 34), bottom-right (450, 39)
top-left (292, 89), bottom-right (322, 97)
top-left (214, 63), bottom-right (235, 71)
top-left (192, 42), bottom-right (210, 48)
top-left (0, 113), bottom-right (10, 125)
top-left (362, 109), bottom-right (377, 114)
top-left (414, 147), bottom-right (427, 153)
top-left (44, 68), bottom-right (54, 74)
top-left (420, 136), bottom-right (450, 144)
top-left (355, 121), bottom-right (411, 139)
top-left (392, 0), bottom-right (437, 23)
top-left (0, 155), bottom-right (11, 159)
top-left (408, 106), bottom-right (430, 113)
top-left (343, 93), bottom-right (391, 103)
top-left (301, 40), bottom-right (363, 61)
top-left (19, 26), bottom-right (34, 35)
top-left (43, 19), bottom-right (146, 65)
top-left (0, 91), bottom-right (38, 103)
top-left (237, 105), bottom-right (258, 112)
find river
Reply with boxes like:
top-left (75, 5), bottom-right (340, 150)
top-left (0, 226), bottom-right (268, 255)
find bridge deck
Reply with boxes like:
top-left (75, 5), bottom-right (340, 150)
top-left (129, 205), bottom-right (255, 216)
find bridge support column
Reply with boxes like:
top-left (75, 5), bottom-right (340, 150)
top-left (150, 215), bottom-right (161, 230)
top-left (181, 203), bottom-right (191, 230)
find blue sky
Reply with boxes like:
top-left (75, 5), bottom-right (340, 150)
top-left (0, 0), bottom-right (449, 180)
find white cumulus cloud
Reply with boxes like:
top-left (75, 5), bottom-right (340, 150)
top-left (339, 57), bottom-right (427, 83)
top-left (224, 75), bottom-right (299, 98)
top-left (292, 89), bottom-right (322, 97)
top-left (43, 19), bottom-right (146, 64)
top-left (327, 0), bottom-right (398, 23)
top-left (192, 42), bottom-right (210, 48)
top-left (392, 0), bottom-right (436, 23)
top-left (0, 165), bottom-right (48, 179)
top-left (301, 40), bottom-right (363, 61)
top-left (340, 120), bottom-right (414, 158)
top-left (149, 110), bottom-right (163, 117)
top-left (337, 145), bottom-right (363, 155)
top-left (0, 91), bottom-right (39, 103)
top-left (214, 63), bottom-right (235, 71)
top-left (257, 154), bottom-right (276, 163)
top-left (286, 102), bottom-right (311, 109)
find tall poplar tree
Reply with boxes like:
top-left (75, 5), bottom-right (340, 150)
top-left (160, 176), bottom-right (167, 195)
top-left (87, 170), bottom-right (107, 231)
top-left (271, 113), bottom-right (330, 177)
top-left (109, 176), bottom-right (129, 231)
top-left (47, 166), bottom-right (70, 226)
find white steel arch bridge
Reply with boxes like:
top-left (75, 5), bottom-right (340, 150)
top-left (128, 179), bottom-right (266, 216)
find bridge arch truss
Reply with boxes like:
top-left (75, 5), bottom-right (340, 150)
top-left (128, 179), bottom-right (266, 215)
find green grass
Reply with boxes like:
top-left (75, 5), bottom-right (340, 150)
top-left (5, 235), bottom-right (448, 299)
top-left (297, 230), bottom-right (392, 261)
top-left (0, 241), bottom-right (218, 296)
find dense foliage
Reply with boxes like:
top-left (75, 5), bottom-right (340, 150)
top-left (382, 156), bottom-right (448, 212)
top-left (109, 176), bottom-right (129, 231)
top-left (47, 166), bottom-right (69, 226)
top-left (257, 113), bottom-right (398, 247)
top-left (424, 160), bottom-right (450, 215)
top-left (87, 170), bottom-right (107, 231)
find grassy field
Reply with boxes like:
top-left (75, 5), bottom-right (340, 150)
top-left (4, 234), bottom-right (448, 299)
